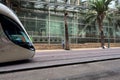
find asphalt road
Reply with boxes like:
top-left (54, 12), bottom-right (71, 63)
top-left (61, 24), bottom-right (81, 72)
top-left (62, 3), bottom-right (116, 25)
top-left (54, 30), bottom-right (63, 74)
top-left (1, 59), bottom-right (120, 80)
top-left (1, 48), bottom-right (120, 73)
top-left (1, 48), bottom-right (120, 80)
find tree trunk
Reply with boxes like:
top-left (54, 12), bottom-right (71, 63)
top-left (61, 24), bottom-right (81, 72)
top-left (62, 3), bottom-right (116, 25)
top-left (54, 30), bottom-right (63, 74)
top-left (101, 30), bottom-right (105, 49)
top-left (64, 12), bottom-right (70, 50)
top-left (97, 14), bottom-right (105, 49)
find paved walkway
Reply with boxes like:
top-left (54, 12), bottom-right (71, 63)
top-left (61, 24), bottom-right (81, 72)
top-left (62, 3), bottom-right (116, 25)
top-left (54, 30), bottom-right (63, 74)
top-left (0, 47), bottom-right (120, 74)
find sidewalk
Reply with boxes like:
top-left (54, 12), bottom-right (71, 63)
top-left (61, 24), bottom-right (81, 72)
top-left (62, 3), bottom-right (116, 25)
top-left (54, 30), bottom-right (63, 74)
top-left (0, 47), bottom-right (120, 74)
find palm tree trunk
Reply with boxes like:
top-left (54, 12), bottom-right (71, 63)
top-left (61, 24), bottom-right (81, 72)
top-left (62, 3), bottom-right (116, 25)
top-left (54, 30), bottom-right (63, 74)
top-left (101, 30), bottom-right (105, 49)
top-left (64, 12), bottom-right (70, 50)
top-left (97, 14), bottom-right (105, 49)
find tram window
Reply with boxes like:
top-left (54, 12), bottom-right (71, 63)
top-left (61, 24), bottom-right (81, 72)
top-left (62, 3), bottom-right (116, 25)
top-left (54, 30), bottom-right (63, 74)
top-left (11, 34), bottom-right (24, 42)
top-left (0, 14), bottom-right (35, 50)
top-left (10, 31), bottom-right (30, 43)
top-left (0, 15), bottom-right (30, 44)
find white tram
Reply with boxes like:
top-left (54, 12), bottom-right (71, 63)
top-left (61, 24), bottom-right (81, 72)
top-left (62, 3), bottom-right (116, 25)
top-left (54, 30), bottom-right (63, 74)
top-left (0, 3), bottom-right (35, 63)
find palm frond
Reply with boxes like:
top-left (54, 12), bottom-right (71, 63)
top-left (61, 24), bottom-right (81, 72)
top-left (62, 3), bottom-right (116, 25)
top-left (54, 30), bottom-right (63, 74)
top-left (105, 0), bottom-right (113, 6)
top-left (85, 12), bottom-right (97, 23)
top-left (89, 0), bottom-right (113, 13)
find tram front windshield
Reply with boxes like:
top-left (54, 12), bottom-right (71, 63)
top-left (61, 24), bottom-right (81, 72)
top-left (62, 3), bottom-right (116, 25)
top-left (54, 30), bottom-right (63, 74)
top-left (0, 14), bottom-right (35, 51)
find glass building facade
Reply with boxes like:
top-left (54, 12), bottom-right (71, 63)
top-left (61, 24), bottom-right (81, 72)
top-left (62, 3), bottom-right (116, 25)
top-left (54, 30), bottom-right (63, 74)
top-left (2, 0), bottom-right (120, 44)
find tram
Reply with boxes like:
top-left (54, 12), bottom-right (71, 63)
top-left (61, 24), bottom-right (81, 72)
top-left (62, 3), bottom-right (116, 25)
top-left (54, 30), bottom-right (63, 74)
top-left (0, 3), bottom-right (35, 63)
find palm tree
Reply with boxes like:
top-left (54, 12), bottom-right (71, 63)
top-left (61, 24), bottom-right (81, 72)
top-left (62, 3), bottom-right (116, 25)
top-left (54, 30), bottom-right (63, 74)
top-left (64, 0), bottom-right (70, 50)
top-left (64, 11), bottom-right (70, 50)
top-left (86, 0), bottom-right (113, 49)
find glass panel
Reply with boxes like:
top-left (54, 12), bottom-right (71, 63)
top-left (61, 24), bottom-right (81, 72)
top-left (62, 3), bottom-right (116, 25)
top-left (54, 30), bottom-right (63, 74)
top-left (57, 0), bottom-right (65, 3)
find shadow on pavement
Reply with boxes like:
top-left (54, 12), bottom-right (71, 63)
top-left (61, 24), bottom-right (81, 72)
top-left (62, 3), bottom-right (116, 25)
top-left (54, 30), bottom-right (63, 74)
top-left (0, 59), bottom-right (31, 67)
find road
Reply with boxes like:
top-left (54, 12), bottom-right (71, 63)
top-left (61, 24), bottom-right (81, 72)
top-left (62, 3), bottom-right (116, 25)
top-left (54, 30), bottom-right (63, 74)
top-left (1, 48), bottom-right (120, 80)
top-left (1, 48), bottom-right (120, 73)
top-left (1, 59), bottom-right (120, 80)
